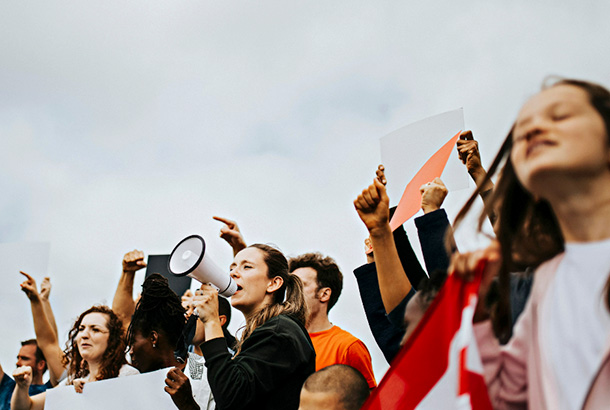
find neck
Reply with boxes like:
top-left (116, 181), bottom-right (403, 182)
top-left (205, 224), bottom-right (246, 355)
top-left (157, 348), bottom-right (181, 370)
top-left (243, 299), bottom-right (273, 322)
top-left (87, 361), bottom-right (101, 381)
top-left (306, 308), bottom-right (333, 333)
top-left (544, 173), bottom-right (610, 242)
top-left (31, 372), bottom-right (43, 385)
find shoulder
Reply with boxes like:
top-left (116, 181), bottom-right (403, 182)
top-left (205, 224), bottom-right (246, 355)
top-left (258, 314), bottom-right (308, 336)
top-left (328, 325), bottom-right (362, 345)
top-left (118, 364), bottom-right (140, 377)
top-left (246, 315), bottom-right (312, 351)
top-left (530, 252), bottom-right (565, 297)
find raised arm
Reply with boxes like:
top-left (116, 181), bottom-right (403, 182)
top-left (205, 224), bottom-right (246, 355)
top-left (19, 272), bottom-right (65, 386)
top-left (353, 165), bottom-right (412, 313)
top-left (112, 250), bottom-right (146, 332)
top-left (39, 277), bottom-right (58, 339)
top-left (213, 216), bottom-right (247, 256)
top-left (416, 177), bottom-right (457, 273)
top-left (11, 366), bottom-right (45, 410)
top-left (456, 131), bottom-right (497, 225)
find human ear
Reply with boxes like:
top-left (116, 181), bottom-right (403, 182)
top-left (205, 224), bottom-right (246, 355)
top-left (150, 331), bottom-right (159, 348)
top-left (218, 315), bottom-right (227, 328)
top-left (318, 287), bottom-right (331, 303)
top-left (267, 276), bottom-right (284, 293)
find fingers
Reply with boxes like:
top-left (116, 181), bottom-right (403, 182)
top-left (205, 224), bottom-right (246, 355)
top-left (213, 216), bottom-right (236, 229)
top-left (13, 366), bottom-right (32, 386)
top-left (375, 164), bottom-right (387, 185)
top-left (19, 271), bottom-right (34, 281)
top-left (123, 250), bottom-right (146, 272)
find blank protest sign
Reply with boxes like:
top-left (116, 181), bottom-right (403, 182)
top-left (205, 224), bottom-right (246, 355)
top-left (380, 108), bottom-right (469, 207)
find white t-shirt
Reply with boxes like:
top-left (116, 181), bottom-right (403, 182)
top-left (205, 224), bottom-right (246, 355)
top-left (184, 352), bottom-right (215, 410)
top-left (541, 239), bottom-right (610, 410)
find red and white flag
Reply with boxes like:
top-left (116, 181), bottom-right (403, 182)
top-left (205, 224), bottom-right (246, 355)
top-left (362, 265), bottom-right (492, 410)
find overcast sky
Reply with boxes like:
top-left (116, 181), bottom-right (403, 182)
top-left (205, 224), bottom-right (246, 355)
top-left (1, 0), bottom-right (609, 381)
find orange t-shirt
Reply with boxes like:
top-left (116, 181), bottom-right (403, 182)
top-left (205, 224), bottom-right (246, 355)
top-left (309, 325), bottom-right (377, 388)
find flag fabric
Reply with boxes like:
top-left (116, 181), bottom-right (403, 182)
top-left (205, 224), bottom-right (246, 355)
top-left (389, 131), bottom-right (462, 231)
top-left (362, 263), bottom-right (492, 410)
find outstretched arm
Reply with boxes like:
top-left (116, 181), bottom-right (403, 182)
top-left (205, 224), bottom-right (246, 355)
top-left (112, 250), bottom-right (146, 332)
top-left (213, 216), bottom-right (247, 256)
top-left (39, 277), bottom-right (58, 339)
top-left (19, 272), bottom-right (65, 385)
top-left (354, 165), bottom-right (412, 313)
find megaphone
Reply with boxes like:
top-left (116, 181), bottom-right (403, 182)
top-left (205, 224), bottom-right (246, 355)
top-left (168, 235), bottom-right (237, 297)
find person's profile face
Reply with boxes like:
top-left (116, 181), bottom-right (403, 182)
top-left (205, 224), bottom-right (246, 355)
top-left (16, 344), bottom-right (39, 374)
top-left (511, 84), bottom-right (609, 195)
top-left (129, 330), bottom-right (156, 373)
top-left (229, 247), bottom-right (274, 315)
top-left (292, 267), bottom-right (323, 313)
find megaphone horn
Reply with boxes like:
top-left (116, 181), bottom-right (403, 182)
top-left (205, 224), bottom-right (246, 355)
top-left (168, 235), bottom-right (237, 297)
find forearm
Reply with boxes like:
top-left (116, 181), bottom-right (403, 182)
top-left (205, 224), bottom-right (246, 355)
top-left (41, 299), bottom-right (58, 339)
top-left (369, 224), bottom-right (412, 313)
top-left (30, 299), bottom-right (64, 383)
top-left (112, 271), bottom-right (136, 330)
top-left (470, 168), bottom-right (494, 193)
top-left (11, 384), bottom-right (33, 410)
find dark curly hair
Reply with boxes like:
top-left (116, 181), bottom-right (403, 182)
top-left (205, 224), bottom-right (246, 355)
top-left (126, 273), bottom-right (185, 351)
top-left (62, 305), bottom-right (127, 383)
top-left (288, 252), bottom-right (343, 312)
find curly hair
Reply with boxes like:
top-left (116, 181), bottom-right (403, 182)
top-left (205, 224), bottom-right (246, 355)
top-left (288, 252), bottom-right (343, 312)
top-left (62, 305), bottom-right (127, 384)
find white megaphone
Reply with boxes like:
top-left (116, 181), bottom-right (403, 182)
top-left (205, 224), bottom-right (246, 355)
top-left (168, 235), bottom-right (237, 297)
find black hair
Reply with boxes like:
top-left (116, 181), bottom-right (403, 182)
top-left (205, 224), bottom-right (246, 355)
top-left (126, 273), bottom-right (185, 350)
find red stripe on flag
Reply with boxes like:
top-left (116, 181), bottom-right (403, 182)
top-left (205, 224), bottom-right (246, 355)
top-left (362, 262), bottom-right (492, 410)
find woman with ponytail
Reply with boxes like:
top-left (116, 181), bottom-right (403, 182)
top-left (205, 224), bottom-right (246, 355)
top-left (452, 79), bottom-right (610, 409)
top-left (194, 243), bottom-right (315, 410)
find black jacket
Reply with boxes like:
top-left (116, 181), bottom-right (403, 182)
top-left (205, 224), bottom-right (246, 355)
top-left (202, 314), bottom-right (315, 410)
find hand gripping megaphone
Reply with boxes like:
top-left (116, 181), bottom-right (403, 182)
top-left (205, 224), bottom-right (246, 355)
top-left (168, 235), bottom-right (237, 297)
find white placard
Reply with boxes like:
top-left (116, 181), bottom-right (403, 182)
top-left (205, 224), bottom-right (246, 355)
top-left (380, 108), bottom-right (469, 205)
top-left (45, 368), bottom-right (176, 410)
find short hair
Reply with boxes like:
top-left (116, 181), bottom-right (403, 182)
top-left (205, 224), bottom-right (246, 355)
top-left (302, 364), bottom-right (370, 410)
top-left (289, 253), bottom-right (343, 312)
top-left (21, 339), bottom-right (47, 373)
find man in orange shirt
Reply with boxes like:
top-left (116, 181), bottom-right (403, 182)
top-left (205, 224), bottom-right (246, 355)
top-left (289, 253), bottom-right (376, 389)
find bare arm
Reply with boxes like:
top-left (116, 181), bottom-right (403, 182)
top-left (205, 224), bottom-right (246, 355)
top-left (11, 366), bottom-right (45, 410)
top-left (20, 272), bottom-right (65, 386)
top-left (456, 131), bottom-right (494, 193)
top-left (39, 277), bottom-right (58, 339)
top-left (112, 250), bottom-right (146, 332)
top-left (354, 166), bottom-right (412, 313)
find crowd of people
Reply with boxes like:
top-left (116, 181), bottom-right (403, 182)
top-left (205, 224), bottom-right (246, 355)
top-left (2, 77), bottom-right (610, 409)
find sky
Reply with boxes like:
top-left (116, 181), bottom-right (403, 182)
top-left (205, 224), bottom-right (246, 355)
top-left (1, 0), bottom-right (610, 382)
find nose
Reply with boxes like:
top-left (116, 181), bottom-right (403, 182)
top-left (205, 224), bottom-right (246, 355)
top-left (230, 269), bottom-right (239, 279)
